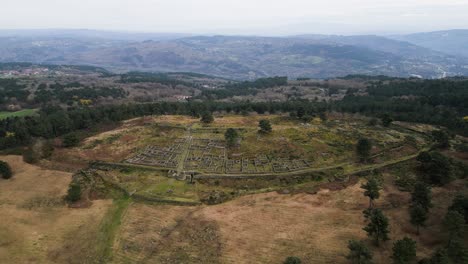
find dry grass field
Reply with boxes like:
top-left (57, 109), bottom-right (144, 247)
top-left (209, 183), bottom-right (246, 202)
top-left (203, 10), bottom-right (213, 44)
top-left (112, 175), bottom-right (466, 264)
top-left (0, 155), bottom-right (112, 263)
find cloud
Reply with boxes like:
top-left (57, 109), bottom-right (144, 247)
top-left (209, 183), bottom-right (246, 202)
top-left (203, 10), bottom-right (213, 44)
top-left (0, 0), bottom-right (467, 34)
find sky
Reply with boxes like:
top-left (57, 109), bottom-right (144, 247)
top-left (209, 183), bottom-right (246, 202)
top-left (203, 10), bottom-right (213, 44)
top-left (1, 0), bottom-right (468, 35)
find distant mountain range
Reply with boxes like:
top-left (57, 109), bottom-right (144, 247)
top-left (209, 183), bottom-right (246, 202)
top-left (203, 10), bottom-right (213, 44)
top-left (391, 29), bottom-right (468, 57)
top-left (0, 29), bottom-right (467, 79)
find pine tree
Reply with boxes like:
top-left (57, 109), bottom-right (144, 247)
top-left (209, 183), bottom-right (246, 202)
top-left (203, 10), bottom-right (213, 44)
top-left (410, 204), bottom-right (428, 235)
top-left (259, 119), bottom-right (272, 133)
top-left (361, 178), bottom-right (381, 208)
top-left (346, 240), bottom-right (373, 264)
top-left (224, 128), bottom-right (239, 147)
top-left (0, 160), bottom-right (12, 179)
top-left (200, 112), bottom-right (214, 124)
top-left (363, 208), bottom-right (390, 246)
top-left (357, 138), bottom-right (372, 162)
top-left (392, 237), bottom-right (417, 264)
top-left (411, 182), bottom-right (433, 211)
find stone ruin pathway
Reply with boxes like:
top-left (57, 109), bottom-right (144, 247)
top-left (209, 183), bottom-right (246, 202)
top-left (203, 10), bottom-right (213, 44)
top-left (175, 126), bottom-right (193, 178)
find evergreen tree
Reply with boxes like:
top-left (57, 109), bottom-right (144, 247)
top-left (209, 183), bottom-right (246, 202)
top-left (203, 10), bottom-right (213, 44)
top-left (448, 195), bottom-right (468, 223)
top-left (431, 130), bottom-right (450, 149)
top-left (417, 151), bottom-right (453, 186)
top-left (224, 128), bottom-right (239, 148)
top-left (361, 178), bottom-right (381, 208)
top-left (66, 183), bottom-right (82, 203)
top-left (0, 160), bottom-right (12, 179)
top-left (411, 182), bottom-right (433, 211)
top-left (259, 119), bottom-right (272, 133)
top-left (63, 133), bottom-right (80, 148)
top-left (283, 256), bottom-right (301, 264)
top-left (200, 112), bottom-right (214, 124)
top-left (392, 237), bottom-right (417, 264)
top-left (410, 204), bottom-right (428, 235)
top-left (427, 248), bottom-right (451, 264)
top-left (357, 138), bottom-right (372, 162)
top-left (296, 107), bottom-right (305, 118)
top-left (381, 114), bottom-right (393, 127)
top-left (346, 240), bottom-right (373, 264)
top-left (363, 208), bottom-right (390, 246)
top-left (444, 210), bottom-right (467, 262)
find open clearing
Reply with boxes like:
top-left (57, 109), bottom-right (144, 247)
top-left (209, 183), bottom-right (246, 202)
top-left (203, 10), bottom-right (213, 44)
top-left (0, 155), bottom-right (112, 263)
top-left (0, 109), bottom-right (37, 120)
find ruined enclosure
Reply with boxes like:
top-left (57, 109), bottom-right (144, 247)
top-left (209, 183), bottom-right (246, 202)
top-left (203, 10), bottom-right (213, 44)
top-left (124, 134), bottom-right (314, 175)
top-left (125, 138), bottom-right (188, 168)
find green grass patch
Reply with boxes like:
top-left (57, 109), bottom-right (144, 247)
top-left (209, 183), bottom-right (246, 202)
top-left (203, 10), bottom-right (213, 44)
top-left (96, 197), bottom-right (131, 262)
top-left (0, 109), bottom-right (37, 120)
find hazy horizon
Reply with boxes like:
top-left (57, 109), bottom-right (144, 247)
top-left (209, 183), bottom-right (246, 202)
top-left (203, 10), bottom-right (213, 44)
top-left (1, 0), bottom-right (468, 36)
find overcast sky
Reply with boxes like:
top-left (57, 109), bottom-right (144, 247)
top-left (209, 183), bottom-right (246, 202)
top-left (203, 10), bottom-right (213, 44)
top-left (1, 0), bottom-right (468, 35)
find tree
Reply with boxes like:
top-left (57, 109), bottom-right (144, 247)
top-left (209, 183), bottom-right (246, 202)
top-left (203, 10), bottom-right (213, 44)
top-left (319, 112), bottom-right (327, 122)
top-left (225, 128), bottom-right (239, 148)
top-left (259, 119), bottom-right (272, 133)
top-left (382, 114), bottom-right (393, 127)
top-left (410, 204), bottom-right (428, 235)
top-left (449, 195), bottom-right (468, 223)
top-left (346, 240), bottom-right (373, 264)
top-left (368, 118), bottom-right (378, 126)
top-left (444, 210), bottom-right (465, 248)
top-left (283, 256), bottom-right (301, 264)
top-left (66, 183), bottom-right (82, 202)
top-left (420, 248), bottom-right (451, 264)
top-left (200, 112), bottom-right (214, 124)
top-left (392, 237), bottom-right (417, 264)
top-left (363, 208), bottom-right (390, 246)
top-left (417, 151), bottom-right (453, 186)
top-left (411, 182), bottom-right (433, 212)
top-left (63, 133), bottom-right (79, 148)
top-left (431, 130), bottom-right (450, 149)
top-left (0, 160), bottom-right (12, 179)
top-left (296, 107), bottom-right (305, 118)
top-left (361, 178), bottom-right (381, 208)
top-left (357, 138), bottom-right (372, 162)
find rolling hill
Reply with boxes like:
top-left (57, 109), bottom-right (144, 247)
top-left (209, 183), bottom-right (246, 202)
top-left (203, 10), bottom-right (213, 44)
top-left (392, 29), bottom-right (468, 57)
top-left (0, 30), bottom-right (467, 79)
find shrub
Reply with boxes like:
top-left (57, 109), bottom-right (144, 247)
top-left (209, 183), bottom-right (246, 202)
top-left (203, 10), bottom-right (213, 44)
top-left (224, 128), bottom-right (239, 147)
top-left (0, 160), bottom-right (12, 179)
top-left (392, 237), bottom-right (416, 264)
top-left (66, 183), bottom-right (82, 202)
top-left (283, 256), bottom-right (301, 264)
top-left (258, 119), bottom-right (272, 133)
top-left (346, 240), bottom-right (373, 264)
top-left (200, 112), bottom-right (214, 124)
top-left (63, 133), bottom-right (80, 148)
top-left (356, 138), bottom-right (372, 162)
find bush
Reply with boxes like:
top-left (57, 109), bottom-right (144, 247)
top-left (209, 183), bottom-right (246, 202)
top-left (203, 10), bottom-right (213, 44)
top-left (417, 151), bottom-right (453, 185)
top-left (283, 256), bottom-right (301, 264)
top-left (63, 133), bottom-right (80, 148)
top-left (259, 119), bottom-right (272, 133)
top-left (66, 183), bottom-right (82, 202)
top-left (0, 160), bottom-right (12, 179)
top-left (200, 112), bottom-right (214, 124)
top-left (347, 240), bottom-right (373, 264)
top-left (22, 139), bottom-right (54, 164)
top-left (23, 147), bottom-right (39, 164)
top-left (357, 138), bottom-right (372, 162)
top-left (392, 237), bottom-right (416, 264)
